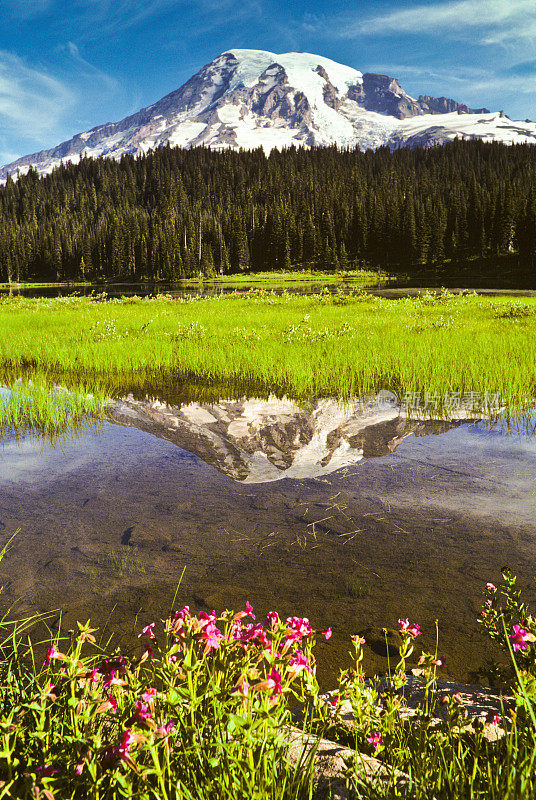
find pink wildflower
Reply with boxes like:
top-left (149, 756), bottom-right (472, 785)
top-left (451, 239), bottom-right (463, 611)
top-left (280, 636), bottom-right (294, 657)
top-left (267, 611), bottom-right (280, 628)
top-left (509, 624), bottom-right (534, 652)
top-left (367, 732), bottom-right (383, 751)
top-left (169, 606), bottom-right (191, 633)
top-left (235, 676), bottom-right (251, 697)
top-left (485, 710), bottom-right (501, 726)
top-left (100, 656), bottom-right (125, 674)
top-left (140, 646), bottom-right (154, 662)
top-left (352, 635), bottom-right (366, 646)
top-left (142, 687), bottom-right (157, 703)
top-left (156, 721), bottom-right (175, 737)
top-left (234, 601), bottom-right (256, 621)
top-left (238, 623), bottom-right (271, 650)
top-left (103, 669), bottom-right (127, 690)
top-left (486, 583), bottom-right (496, 592)
top-left (174, 605), bottom-right (190, 621)
top-left (95, 696), bottom-right (118, 715)
top-left (198, 610), bottom-right (217, 627)
top-left (322, 628), bottom-right (332, 640)
top-left (44, 646), bottom-right (65, 666)
top-left (35, 764), bottom-right (59, 777)
top-left (132, 701), bottom-right (152, 723)
top-left (254, 668), bottom-right (283, 698)
top-left (266, 668), bottom-right (282, 697)
top-left (101, 729), bottom-right (138, 771)
top-left (138, 623), bottom-right (155, 640)
top-left (201, 621), bottom-right (224, 651)
top-left (288, 650), bottom-right (313, 674)
top-left (398, 619), bottom-right (421, 638)
top-left (286, 617), bottom-right (313, 639)
top-left (229, 621), bottom-right (242, 639)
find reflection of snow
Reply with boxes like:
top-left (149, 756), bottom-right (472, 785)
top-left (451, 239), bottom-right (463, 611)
top-left (108, 394), bottom-right (436, 483)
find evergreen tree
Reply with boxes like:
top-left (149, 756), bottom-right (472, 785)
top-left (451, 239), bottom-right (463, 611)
top-left (0, 140), bottom-right (535, 282)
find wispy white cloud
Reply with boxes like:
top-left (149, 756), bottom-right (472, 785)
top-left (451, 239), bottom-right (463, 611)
top-left (328, 0), bottom-right (536, 46)
top-left (373, 61), bottom-right (536, 93)
top-left (0, 50), bottom-right (76, 164)
top-left (3, 0), bottom-right (266, 42)
top-left (2, 0), bottom-right (243, 33)
top-left (65, 0), bottom-right (251, 37)
top-left (77, 0), bottom-right (179, 33)
top-left (59, 41), bottom-right (119, 93)
top-left (75, 0), bottom-right (265, 39)
top-left (364, 0), bottom-right (533, 34)
top-left (0, 0), bottom-right (51, 19)
top-left (0, 50), bottom-right (74, 139)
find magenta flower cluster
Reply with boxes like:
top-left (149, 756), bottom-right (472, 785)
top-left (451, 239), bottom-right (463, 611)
top-left (509, 624), bottom-right (532, 652)
top-left (398, 618), bottom-right (421, 638)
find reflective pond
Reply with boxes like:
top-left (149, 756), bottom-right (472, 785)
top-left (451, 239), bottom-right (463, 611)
top-left (0, 392), bottom-right (535, 686)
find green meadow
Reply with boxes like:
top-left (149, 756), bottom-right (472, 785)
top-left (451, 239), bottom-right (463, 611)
top-left (0, 288), bottom-right (535, 427)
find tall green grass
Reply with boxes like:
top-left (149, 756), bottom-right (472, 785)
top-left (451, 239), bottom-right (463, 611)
top-left (0, 289), bottom-right (535, 427)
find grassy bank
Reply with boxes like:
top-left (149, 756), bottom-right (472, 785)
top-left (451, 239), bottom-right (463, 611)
top-left (0, 288), bottom-right (535, 427)
top-left (2, 572), bottom-right (536, 799)
top-left (175, 268), bottom-right (392, 285)
top-left (0, 281), bottom-right (92, 291)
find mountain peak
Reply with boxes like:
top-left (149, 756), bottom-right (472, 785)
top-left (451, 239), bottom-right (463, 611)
top-left (1, 48), bottom-right (535, 181)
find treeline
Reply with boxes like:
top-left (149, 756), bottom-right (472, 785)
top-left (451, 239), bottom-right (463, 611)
top-left (1, 139), bottom-right (536, 282)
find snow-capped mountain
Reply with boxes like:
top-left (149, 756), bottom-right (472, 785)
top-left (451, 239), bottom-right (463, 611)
top-left (3, 48), bottom-right (536, 181)
top-left (108, 394), bottom-right (466, 484)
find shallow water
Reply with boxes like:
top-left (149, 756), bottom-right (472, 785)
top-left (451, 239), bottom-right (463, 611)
top-left (0, 280), bottom-right (378, 299)
top-left (0, 395), bottom-right (535, 686)
top-left (3, 278), bottom-right (536, 299)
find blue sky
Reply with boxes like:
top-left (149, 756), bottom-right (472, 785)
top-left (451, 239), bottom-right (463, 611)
top-left (1, 0), bottom-right (535, 164)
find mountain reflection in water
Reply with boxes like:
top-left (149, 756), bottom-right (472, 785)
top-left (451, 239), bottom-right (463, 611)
top-left (107, 395), bottom-right (470, 483)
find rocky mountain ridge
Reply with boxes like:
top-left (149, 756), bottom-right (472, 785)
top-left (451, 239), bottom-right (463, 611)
top-left (1, 48), bottom-right (534, 181)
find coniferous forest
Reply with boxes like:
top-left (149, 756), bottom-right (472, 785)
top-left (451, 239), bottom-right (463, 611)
top-left (1, 139), bottom-right (536, 283)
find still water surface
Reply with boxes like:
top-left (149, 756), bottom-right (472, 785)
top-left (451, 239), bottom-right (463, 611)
top-left (4, 278), bottom-right (536, 299)
top-left (0, 393), bottom-right (535, 685)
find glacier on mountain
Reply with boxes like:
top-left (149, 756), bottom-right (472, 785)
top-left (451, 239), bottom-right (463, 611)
top-left (2, 48), bottom-right (536, 181)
